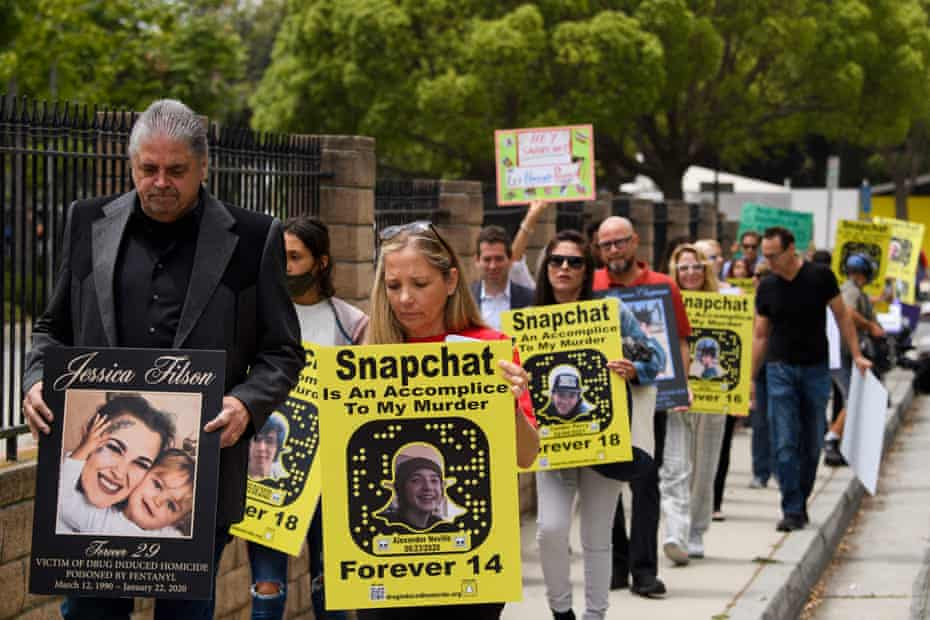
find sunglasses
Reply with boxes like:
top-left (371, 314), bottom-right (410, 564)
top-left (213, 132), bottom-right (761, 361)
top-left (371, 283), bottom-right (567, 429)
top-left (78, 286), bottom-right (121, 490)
top-left (547, 254), bottom-right (585, 270)
top-left (676, 263), bottom-right (705, 273)
top-left (597, 236), bottom-right (633, 251)
top-left (379, 220), bottom-right (454, 257)
top-left (742, 243), bottom-right (759, 250)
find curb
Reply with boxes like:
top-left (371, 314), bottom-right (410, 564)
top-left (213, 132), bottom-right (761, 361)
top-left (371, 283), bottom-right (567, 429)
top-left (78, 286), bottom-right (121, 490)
top-left (726, 367), bottom-right (916, 620)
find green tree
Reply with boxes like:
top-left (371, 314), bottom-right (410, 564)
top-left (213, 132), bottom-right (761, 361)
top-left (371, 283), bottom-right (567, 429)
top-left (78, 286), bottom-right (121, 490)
top-left (1, 0), bottom-right (247, 121)
top-left (254, 0), bottom-right (930, 198)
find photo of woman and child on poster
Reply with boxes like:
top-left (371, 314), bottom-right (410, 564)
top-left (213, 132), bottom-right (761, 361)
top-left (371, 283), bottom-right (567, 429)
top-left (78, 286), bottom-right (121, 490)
top-left (55, 391), bottom-right (200, 539)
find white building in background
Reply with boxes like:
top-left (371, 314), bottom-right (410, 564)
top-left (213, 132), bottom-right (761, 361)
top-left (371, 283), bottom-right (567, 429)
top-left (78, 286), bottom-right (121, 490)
top-left (620, 165), bottom-right (859, 250)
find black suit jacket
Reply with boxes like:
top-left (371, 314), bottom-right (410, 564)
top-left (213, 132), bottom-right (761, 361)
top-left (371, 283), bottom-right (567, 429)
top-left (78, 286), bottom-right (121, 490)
top-left (24, 190), bottom-right (303, 526)
top-left (470, 280), bottom-right (535, 313)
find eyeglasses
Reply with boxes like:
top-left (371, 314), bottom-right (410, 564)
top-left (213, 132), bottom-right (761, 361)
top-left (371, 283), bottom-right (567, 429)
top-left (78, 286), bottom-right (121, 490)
top-left (676, 263), bottom-right (705, 274)
top-left (547, 254), bottom-right (585, 270)
top-left (762, 248), bottom-right (786, 263)
top-left (597, 236), bottom-right (634, 251)
top-left (742, 243), bottom-right (759, 250)
top-left (379, 220), bottom-right (455, 257)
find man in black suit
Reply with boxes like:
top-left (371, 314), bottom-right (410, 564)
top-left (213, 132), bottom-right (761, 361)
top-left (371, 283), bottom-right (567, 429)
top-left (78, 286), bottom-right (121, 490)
top-left (22, 99), bottom-right (303, 619)
top-left (470, 225), bottom-right (535, 330)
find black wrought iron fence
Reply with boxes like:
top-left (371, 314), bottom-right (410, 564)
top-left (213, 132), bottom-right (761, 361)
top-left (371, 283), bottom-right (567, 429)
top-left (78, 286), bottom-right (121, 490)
top-left (373, 179), bottom-right (441, 257)
top-left (481, 185), bottom-right (526, 240)
top-left (555, 202), bottom-right (585, 233)
top-left (0, 94), bottom-right (325, 459)
top-left (689, 202), bottom-right (701, 241)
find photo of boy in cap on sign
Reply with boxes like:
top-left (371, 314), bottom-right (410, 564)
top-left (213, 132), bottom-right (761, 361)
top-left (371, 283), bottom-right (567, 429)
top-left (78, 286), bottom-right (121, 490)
top-left (690, 338), bottom-right (723, 379)
top-left (544, 365), bottom-right (595, 420)
top-left (247, 413), bottom-right (289, 481)
top-left (375, 443), bottom-right (463, 531)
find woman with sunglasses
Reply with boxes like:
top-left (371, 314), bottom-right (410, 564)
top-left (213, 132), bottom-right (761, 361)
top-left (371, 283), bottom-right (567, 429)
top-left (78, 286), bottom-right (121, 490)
top-left (534, 230), bottom-right (662, 620)
top-left (659, 244), bottom-right (729, 564)
top-left (356, 221), bottom-right (539, 620)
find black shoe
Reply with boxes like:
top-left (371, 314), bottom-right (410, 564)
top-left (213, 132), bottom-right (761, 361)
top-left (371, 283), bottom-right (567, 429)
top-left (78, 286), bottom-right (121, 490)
top-left (824, 439), bottom-right (847, 467)
top-left (552, 610), bottom-right (576, 620)
top-left (631, 575), bottom-right (667, 598)
top-left (610, 570), bottom-right (629, 590)
top-left (776, 514), bottom-right (805, 532)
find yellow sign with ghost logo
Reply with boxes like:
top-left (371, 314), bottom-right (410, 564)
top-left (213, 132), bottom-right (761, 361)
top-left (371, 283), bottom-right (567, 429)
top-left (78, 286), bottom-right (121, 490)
top-left (874, 216), bottom-right (925, 304)
top-left (502, 298), bottom-right (632, 471)
top-left (229, 343), bottom-right (323, 556)
top-left (832, 220), bottom-right (891, 300)
top-left (317, 340), bottom-right (522, 609)
top-left (682, 292), bottom-right (754, 415)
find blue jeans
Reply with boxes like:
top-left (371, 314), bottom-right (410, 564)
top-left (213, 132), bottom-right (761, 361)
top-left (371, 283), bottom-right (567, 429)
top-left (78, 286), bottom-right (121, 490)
top-left (766, 362), bottom-right (831, 517)
top-left (750, 369), bottom-right (774, 483)
top-left (245, 505), bottom-right (346, 620)
top-left (247, 540), bottom-right (289, 620)
top-left (61, 531), bottom-right (231, 620)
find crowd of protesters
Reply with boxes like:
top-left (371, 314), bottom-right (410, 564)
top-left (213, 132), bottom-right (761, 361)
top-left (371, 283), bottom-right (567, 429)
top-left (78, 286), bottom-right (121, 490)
top-left (22, 98), bottom-right (914, 620)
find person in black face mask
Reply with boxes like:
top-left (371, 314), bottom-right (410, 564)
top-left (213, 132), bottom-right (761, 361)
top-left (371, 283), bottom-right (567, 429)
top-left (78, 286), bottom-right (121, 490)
top-left (246, 216), bottom-right (369, 620)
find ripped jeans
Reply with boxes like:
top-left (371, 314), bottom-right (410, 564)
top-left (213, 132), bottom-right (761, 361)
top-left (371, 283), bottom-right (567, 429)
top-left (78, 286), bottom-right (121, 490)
top-left (246, 507), bottom-right (346, 619)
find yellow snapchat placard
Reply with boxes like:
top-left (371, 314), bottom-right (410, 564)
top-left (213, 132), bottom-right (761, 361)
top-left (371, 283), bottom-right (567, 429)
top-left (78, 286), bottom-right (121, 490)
top-left (502, 298), bottom-right (631, 471)
top-left (230, 343), bottom-right (324, 556)
top-left (317, 340), bottom-right (522, 609)
top-left (832, 220), bottom-right (891, 300)
top-left (682, 292), bottom-right (754, 415)
top-left (726, 277), bottom-right (756, 292)
top-left (874, 216), bottom-right (925, 304)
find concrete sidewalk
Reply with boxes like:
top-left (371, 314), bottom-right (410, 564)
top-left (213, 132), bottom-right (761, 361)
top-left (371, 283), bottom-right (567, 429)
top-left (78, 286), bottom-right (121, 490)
top-left (810, 392), bottom-right (930, 619)
top-left (502, 366), bottom-right (916, 620)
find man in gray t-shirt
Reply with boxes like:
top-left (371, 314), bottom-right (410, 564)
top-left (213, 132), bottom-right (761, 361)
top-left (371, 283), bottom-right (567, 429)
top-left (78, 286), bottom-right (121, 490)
top-left (824, 254), bottom-right (885, 466)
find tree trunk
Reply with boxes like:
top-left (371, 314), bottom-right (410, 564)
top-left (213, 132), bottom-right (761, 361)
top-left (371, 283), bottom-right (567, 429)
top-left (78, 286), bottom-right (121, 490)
top-left (893, 157), bottom-right (910, 220)
top-left (658, 163), bottom-right (686, 200)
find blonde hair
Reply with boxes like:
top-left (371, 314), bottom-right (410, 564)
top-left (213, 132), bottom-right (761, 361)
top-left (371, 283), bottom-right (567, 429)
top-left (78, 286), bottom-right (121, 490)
top-left (148, 448), bottom-right (195, 535)
top-left (368, 228), bottom-right (486, 344)
top-left (668, 243), bottom-right (720, 293)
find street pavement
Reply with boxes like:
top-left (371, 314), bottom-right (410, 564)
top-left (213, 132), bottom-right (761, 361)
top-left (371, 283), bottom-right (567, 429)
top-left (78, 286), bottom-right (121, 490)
top-left (810, 391), bottom-right (930, 620)
top-left (503, 364), bottom-right (917, 620)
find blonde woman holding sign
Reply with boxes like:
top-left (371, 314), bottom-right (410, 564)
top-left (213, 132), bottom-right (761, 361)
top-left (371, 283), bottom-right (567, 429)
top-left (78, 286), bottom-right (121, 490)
top-left (356, 220), bottom-right (539, 620)
top-left (660, 244), bottom-right (729, 564)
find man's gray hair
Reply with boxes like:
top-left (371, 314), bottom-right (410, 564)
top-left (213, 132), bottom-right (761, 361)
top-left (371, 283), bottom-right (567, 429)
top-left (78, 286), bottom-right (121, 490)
top-left (129, 99), bottom-right (208, 161)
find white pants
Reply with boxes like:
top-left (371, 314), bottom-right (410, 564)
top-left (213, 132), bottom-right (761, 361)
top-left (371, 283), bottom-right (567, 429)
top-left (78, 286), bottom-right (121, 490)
top-left (536, 467), bottom-right (622, 620)
top-left (659, 411), bottom-right (726, 547)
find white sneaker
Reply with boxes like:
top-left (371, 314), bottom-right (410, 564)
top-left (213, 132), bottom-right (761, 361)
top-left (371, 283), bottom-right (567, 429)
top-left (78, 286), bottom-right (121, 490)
top-left (663, 538), bottom-right (690, 566)
top-left (688, 535), bottom-right (704, 559)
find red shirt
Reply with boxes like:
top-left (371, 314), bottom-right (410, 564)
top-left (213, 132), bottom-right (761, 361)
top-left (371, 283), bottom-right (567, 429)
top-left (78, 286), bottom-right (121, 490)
top-left (593, 263), bottom-right (692, 337)
top-left (406, 325), bottom-right (537, 426)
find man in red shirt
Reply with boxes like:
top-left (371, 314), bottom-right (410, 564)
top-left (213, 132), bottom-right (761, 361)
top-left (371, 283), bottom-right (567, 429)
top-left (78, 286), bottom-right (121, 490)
top-left (595, 216), bottom-right (692, 599)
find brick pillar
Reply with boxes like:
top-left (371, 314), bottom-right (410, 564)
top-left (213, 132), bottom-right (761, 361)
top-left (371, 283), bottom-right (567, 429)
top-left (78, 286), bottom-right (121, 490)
top-left (630, 199), bottom-right (656, 264)
top-left (435, 180), bottom-right (483, 285)
top-left (317, 135), bottom-right (376, 315)
top-left (697, 201), bottom-right (718, 241)
top-left (666, 199), bottom-right (691, 242)
top-left (583, 195), bottom-right (612, 231)
top-left (721, 217), bottom-right (740, 259)
top-left (0, 464), bottom-right (54, 619)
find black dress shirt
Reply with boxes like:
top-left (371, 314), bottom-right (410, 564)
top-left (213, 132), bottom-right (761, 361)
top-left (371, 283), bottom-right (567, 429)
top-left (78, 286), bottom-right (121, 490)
top-left (114, 196), bottom-right (203, 347)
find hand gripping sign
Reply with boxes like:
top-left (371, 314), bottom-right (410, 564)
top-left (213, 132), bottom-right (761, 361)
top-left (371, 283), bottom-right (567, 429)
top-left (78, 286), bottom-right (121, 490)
top-left (317, 340), bottom-right (522, 609)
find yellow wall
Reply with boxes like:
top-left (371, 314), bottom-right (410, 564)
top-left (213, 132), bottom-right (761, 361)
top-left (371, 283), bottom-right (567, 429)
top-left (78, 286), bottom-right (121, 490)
top-left (870, 196), bottom-right (930, 258)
